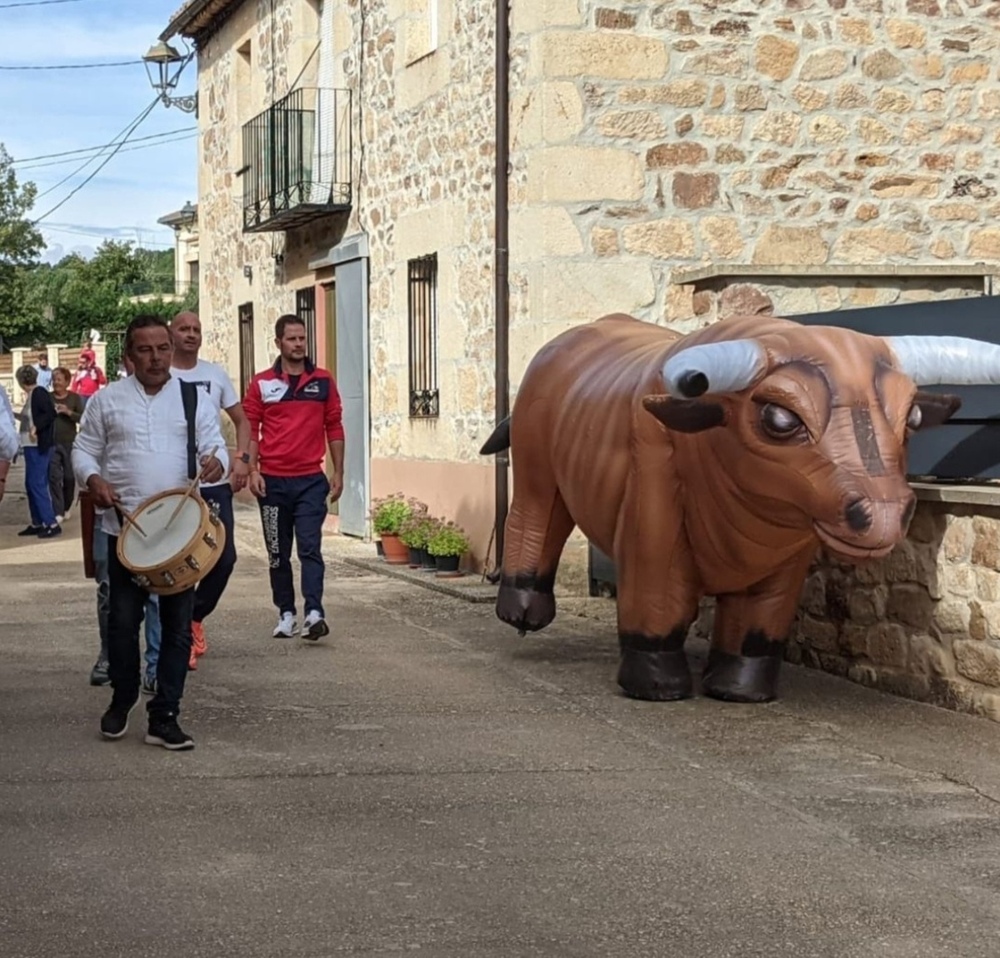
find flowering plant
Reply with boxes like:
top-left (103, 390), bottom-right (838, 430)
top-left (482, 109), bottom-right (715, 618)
top-left (426, 521), bottom-right (470, 557)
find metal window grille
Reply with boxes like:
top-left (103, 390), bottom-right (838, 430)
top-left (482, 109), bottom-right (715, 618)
top-left (238, 302), bottom-right (255, 398)
top-left (296, 287), bottom-right (317, 360)
top-left (408, 254), bottom-right (439, 418)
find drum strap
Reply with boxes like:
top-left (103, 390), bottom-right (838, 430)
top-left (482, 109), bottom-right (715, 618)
top-left (180, 380), bottom-right (198, 481)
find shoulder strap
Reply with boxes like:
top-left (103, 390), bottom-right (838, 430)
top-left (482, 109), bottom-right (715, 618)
top-left (180, 380), bottom-right (198, 480)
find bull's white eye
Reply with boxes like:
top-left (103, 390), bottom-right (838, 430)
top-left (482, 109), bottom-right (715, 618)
top-left (907, 404), bottom-right (922, 430)
top-left (760, 403), bottom-right (803, 438)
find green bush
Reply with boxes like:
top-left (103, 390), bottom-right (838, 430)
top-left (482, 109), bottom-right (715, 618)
top-left (426, 521), bottom-right (470, 557)
top-left (371, 494), bottom-right (411, 536)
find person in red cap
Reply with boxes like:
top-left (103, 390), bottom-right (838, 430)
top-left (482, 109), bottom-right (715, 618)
top-left (70, 346), bottom-right (107, 406)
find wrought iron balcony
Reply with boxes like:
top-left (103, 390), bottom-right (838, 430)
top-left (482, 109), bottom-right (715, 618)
top-left (241, 87), bottom-right (352, 233)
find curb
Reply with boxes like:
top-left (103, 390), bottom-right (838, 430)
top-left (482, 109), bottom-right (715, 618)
top-left (342, 556), bottom-right (498, 604)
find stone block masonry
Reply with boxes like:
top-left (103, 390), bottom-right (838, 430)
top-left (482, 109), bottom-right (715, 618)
top-left (510, 0), bottom-right (1000, 352)
top-left (788, 496), bottom-right (1000, 724)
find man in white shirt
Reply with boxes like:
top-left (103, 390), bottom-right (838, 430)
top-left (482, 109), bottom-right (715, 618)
top-left (169, 311), bottom-right (251, 667)
top-left (0, 382), bottom-right (18, 501)
top-left (73, 315), bottom-right (228, 751)
top-left (33, 353), bottom-right (53, 391)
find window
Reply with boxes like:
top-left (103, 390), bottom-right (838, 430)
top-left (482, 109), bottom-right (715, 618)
top-left (238, 301), bottom-right (255, 398)
top-left (408, 253), bottom-right (438, 418)
top-left (296, 286), bottom-right (317, 360)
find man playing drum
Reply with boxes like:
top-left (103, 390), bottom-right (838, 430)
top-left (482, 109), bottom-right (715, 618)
top-left (169, 311), bottom-right (251, 669)
top-left (73, 315), bottom-right (228, 750)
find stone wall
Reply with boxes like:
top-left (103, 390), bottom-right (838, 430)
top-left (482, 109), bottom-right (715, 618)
top-left (337, 0), bottom-right (498, 464)
top-left (195, 0), bottom-right (338, 381)
top-left (509, 0), bottom-right (1000, 386)
top-left (787, 493), bottom-right (1000, 723)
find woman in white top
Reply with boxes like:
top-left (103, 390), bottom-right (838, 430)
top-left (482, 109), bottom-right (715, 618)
top-left (0, 382), bottom-right (18, 502)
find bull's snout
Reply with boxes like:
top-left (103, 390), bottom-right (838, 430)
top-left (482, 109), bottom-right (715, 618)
top-left (817, 491), bottom-right (916, 560)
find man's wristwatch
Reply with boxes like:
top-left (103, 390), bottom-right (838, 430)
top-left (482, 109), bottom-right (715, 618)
top-left (237, 452), bottom-right (251, 464)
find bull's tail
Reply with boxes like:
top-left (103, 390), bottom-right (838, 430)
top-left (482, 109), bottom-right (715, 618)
top-left (479, 417), bottom-right (511, 456)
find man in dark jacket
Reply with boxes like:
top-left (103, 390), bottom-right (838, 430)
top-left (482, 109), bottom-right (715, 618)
top-left (14, 364), bottom-right (60, 538)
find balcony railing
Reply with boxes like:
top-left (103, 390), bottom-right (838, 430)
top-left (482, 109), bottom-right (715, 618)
top-left (241, 87), bottom-right (352, 233)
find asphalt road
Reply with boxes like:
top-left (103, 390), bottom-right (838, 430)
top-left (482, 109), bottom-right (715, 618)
top-left (3, 474), bottom-right (1000, 957)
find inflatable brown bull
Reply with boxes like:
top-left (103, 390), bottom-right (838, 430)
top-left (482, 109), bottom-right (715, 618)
top-left (481, 312), bottom-right (1000, 703)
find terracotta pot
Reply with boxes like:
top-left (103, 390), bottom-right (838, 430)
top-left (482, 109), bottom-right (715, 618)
top-left (380, 533), bottom-right (410, 565)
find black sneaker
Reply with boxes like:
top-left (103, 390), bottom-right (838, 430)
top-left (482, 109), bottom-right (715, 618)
top-left (17, 525), bottom-right (41, 537)
top-left (38, 525), bottom-right (63, 539)
top-left (89, 659), bottom-right (110, 686)
top-left (145, 715), bottom-right (195, 751)
top-left (100, 700), bottom-right (136, 740)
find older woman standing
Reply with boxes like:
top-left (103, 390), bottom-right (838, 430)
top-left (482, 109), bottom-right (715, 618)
top-left (14, 365), bottom-right (60, 539)
top-left (49, 366), bottom-right (84, 521)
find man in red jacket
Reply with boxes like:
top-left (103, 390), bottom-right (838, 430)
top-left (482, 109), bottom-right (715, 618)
top-left (243, 314), bottom-right (345, 640)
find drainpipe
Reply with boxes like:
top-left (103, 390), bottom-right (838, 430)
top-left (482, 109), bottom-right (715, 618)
top-left (490, 0), bottom-right (511, 580)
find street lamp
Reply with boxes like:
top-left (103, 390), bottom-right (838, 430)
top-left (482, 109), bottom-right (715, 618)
top-left (142, 40), bottom-right (198, 114)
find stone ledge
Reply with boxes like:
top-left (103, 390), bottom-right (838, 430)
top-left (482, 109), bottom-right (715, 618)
top-left (911, 481), bottom-right (1000, 507)
top-left (342, 556), bottom-right (499, 603)
top-left (670, 262), bottom-right (1000, 285)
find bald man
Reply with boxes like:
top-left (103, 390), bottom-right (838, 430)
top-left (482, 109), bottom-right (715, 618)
top-left (170, 311), bottom-right (251, 666)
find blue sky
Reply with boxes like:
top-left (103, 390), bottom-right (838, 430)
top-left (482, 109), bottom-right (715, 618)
top-left (0, 0), bottom-right (198, 262)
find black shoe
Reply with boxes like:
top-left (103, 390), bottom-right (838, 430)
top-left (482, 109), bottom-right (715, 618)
top-left (38, 525), bottom-right (63, 539)
top-left (100, 700), bottom-right (136, 740)
top-left (89, 659), bottom-right (110, 686)
top-left (145, 715), bottom-right (195, 751)
top-left (17, 525), bottom-right (41, 537)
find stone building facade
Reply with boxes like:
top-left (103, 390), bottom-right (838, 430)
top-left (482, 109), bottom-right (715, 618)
top-left (162, 0), bottom-right (1000, 714)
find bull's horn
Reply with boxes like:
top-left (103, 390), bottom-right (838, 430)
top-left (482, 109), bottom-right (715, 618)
top-left (887, 336), bottom-right (1000, 385)
top-left (662, 340), bottom-right (768, 398)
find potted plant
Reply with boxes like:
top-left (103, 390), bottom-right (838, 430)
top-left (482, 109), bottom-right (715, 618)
top-left (371, 493), bottom-right (412, 564)
top-left (419, 517), bottom-right (443, 571)
top-left (426, 521), bottom-right (470, 577)
top-left (399, 506), bottom-right (435, 568)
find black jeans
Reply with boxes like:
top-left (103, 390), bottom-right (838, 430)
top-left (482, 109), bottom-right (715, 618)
top-left (48, 442), bottom-right (74, 517)
top-left (193, 484), bottom-right (238, 624)
top-left (258, 472), bottom-right (328, 617)
top-left (107, 537), bottom-right (194, 718)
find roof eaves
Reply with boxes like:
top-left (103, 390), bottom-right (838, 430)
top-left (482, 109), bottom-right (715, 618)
top-left (160, 0), bottom-right (244, 43)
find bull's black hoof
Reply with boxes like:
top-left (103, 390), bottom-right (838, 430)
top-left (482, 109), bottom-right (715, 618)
top-left (617, 648), bottom-right (693, 702)
top-left (497, 574), bottom-right (556, 633)
top-left (702, 649), bottom-right (781, 703)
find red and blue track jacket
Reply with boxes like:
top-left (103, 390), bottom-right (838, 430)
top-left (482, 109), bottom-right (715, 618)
top-left (243, 359), bottom-right (345, 477)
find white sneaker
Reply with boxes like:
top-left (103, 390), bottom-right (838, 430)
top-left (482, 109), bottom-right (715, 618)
top-left (302, 610), bottom-right (330, 641)
top-left (272, 613), bottom-right (298, 638)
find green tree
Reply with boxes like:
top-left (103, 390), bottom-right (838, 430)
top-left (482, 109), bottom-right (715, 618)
top-left (0, 143), bottom-right (45, 344)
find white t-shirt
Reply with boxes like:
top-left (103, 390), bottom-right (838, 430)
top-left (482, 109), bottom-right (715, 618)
top-left (171, 360), bottom-right (240, 488)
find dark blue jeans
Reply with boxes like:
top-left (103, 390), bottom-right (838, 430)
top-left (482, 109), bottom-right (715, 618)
top-left (23, 447), bottom-right (56, 527)
top-left (258, 472), bottom-right (328, 618)
top-left (107, 538), bottom-right (194, 719)
top-left (193, 484), bottom-right (238, 624)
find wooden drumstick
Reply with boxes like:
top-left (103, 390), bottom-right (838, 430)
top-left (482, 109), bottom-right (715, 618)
top-left (164, 445), bottom-right (219, 530)
top-left (114, 502), bottom-right (148, 538)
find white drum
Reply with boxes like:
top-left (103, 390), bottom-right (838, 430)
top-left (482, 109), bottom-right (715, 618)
top-left (117, 488), bottom-right (226, 595)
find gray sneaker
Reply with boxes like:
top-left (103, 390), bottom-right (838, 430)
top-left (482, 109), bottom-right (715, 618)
top-left (89, 659), bottom-right (110, 686)
top-left (141, 671), bottom-right (157, 696)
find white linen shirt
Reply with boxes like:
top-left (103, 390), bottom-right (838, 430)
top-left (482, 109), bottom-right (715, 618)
top-left (171, 359), bottom-right (240, 489)
top-left (72, 375), bottom-right (230, 536)
top-left (0, 384), bottom-right (18, 462)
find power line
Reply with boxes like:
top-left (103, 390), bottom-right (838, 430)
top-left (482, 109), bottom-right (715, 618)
top-left (17, 132), bottom-right (197, 170)
top-left (33, 100), bottom-right (160, 202)
top-left (14, 127), bottom-right (195, 164)
top-left (0, 0), bottom-right (85, 7)
top-left (0, 60), bottom-right (140, 70)
top-left (32, 97), bottom-right (160, 225)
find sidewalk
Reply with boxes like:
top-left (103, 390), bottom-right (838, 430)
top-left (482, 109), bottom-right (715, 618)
top-left (4, 474), bottom-right (1000, 956)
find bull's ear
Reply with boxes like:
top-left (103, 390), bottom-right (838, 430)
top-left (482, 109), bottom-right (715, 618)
top-left (913, 391), bottom-right (961, 429)
top-left (643, 395), bottom-right (726, 433)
